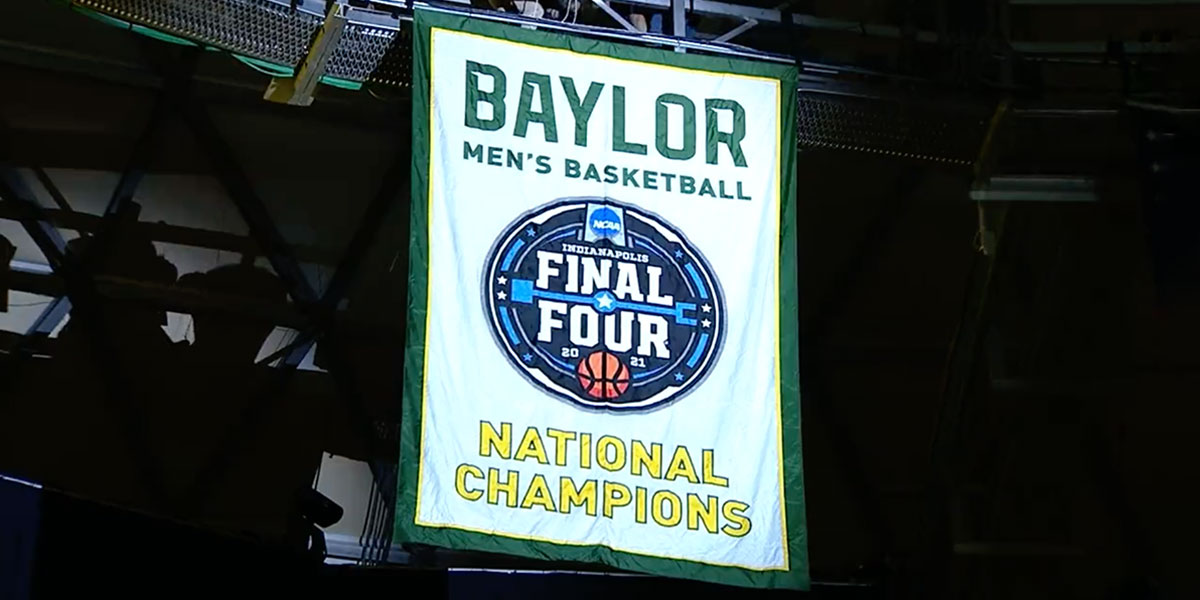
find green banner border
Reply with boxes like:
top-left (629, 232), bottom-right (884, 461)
top-left (396, 8), bottom-right (806, 589)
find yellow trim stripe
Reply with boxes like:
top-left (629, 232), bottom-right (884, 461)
top-left (412, 27), bottom-right (441, 525)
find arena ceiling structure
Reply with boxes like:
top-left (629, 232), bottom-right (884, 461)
top-left (1, 0), bottom-right (1198, 597)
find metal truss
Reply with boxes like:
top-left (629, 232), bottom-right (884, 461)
top-left (130, 43), bottom-right (407, 517)
top-left (0, 150), bottom-right (176, 511)
top-left (0, 40), bottom-right (406, 540)
top-left (0, 46), bottom-right (197, 398)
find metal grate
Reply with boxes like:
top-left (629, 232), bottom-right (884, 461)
top-left (327, 22), bottom-right (411, 86)
top-left (797, 92), bottom-right (991, 166)
top-left (77, 0), bottom-right (322, 67)
top-left (77, 0), bottom-right (412, 86)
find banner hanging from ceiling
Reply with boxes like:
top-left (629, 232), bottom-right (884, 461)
top-left (396, 8), bottom-right (806, 589)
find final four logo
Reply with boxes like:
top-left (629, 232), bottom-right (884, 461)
top-left (483, 198), bottom-right (725, 411)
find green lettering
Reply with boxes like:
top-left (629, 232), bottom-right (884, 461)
top-left (705, 99), bottom-right (747, 167)
top-left (506, 149), bottom-right (524, 170)
top-left (612, 86), bottom-right (647, 155)
top-left (565, 158), bottom-right (581, 178)
top-left (655, 93), bottom-right (696, 160)
top-left (560, 77), bottom-right (603, 147)
top-left (681, 175), bottom-right (696, 194)
top-left (463, 142), bottom-right (484, 162)
top-left (622, 168), bottom-right (641, 187)
top-left (718, 179), bottom-right (734, 199)
top-left (464, 61), bottom-right (506, 131)
top-left (514, 72), bottom-right (558, 142)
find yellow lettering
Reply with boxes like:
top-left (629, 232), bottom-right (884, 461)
top-left (686, 494), bottom-right (719, 533)
top-left (486, 468), bottom-right (519, 507)
top-left (454, 464), bottom-right (484, 501)
top-left (580, 433), bottom-right (592, 469)
top-left (634, 486), bottom-right (648, 524)
top-left (720, 500), bottom-right (752, 538)
top-left (546, 428), bottom-right (576, 467)
top-left (701, 449), bottom-right (728, 487)
top-left (479, 421), bottom-right (512, 459)
top-left (514, 427), bottom-right (550, 464)
top-left (520, 473), bottom-right (557, 511)
top-left (630, 441), bottom-right (662, 478)
top-left (560, 477), bottom-right (597, 516)
top-left (651, 490), bottom-right (682, 527)
top-left (596, 435), bottom-right (626, 472)
top-left (664, 446), bottom-right (699, 483)
top-left (602, 481), bottom-right (632, 518)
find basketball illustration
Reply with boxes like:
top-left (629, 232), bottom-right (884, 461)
top-left (577, 351), bottom-right (630, 400)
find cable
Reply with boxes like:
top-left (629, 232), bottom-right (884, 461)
top-left (232, 54), bottom-right (294, 78)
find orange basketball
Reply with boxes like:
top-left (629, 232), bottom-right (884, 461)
top-left (577, 351), bottom-right (630, 399)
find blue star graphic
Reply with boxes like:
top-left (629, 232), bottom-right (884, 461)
top-left (673, 249), bottom-right (684, 259)
top-left (522, 353), bottom-right (533, 362)
top-left (525, 227), bottom-right (536, 237)
top-left (674, 372), bottom-right (684, 382)
top-left (593, 290), bottom-right (617, 313)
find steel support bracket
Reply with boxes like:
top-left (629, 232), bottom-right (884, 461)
top-left (264, 1), bottom-right (348, 106)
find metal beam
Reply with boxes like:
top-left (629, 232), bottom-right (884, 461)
top-left (590, 0), bottom-right (642, 33)
top-left (713, 19), bottom-right (758, 43)
top-left (29, 168), bottom-right (79, 217)
top-left (970, 176), bottom-right (1098, 202)
top-left (14, 168), bottom-right (78, 341)
top-left (177, 105), bottom-right (320, 308)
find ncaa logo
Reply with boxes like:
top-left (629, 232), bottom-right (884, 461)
top-left (589, 207), bottom-right (622, 239)
top-left (483, 198), bottom-right (725, 411)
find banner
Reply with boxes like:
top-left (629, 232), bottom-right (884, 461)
top-left (396, 9), bottom-right (806, 589)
